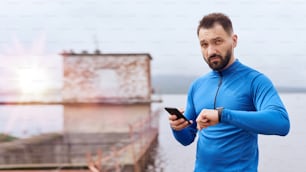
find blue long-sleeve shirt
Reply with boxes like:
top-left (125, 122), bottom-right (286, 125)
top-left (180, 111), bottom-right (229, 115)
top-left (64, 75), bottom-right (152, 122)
top-left (172, 60), bottom-right (290, 172)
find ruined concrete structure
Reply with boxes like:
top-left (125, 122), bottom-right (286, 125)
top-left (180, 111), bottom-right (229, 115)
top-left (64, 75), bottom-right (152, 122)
top-left (61, 51), bottom-right (156, 134)
top-left (62, 52), bottom-right (152, 103)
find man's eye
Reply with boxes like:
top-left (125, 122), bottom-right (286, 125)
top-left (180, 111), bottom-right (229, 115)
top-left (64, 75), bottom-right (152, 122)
top-left (215, 39), bottom-right (223, 45)
top-left (201, 43), bottom-right (208, 48)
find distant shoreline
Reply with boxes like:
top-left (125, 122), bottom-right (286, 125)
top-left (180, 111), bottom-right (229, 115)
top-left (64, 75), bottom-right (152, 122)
top-left (151, 74), bottom-right (306, 94)
top-left (276, 87), bottom-right (306, 93)
top-left (0, 75), bottom-right (305, 100)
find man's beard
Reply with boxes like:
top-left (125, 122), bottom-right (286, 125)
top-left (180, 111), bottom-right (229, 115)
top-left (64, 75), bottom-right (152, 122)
top-left (205, 50), bottom-right (231, 71)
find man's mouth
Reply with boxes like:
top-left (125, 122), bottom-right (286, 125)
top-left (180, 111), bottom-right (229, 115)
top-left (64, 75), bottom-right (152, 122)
top-left (209, 56), bottom-right (221, 63)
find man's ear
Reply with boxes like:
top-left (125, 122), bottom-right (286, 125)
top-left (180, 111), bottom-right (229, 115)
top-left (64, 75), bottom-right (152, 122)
top-left (232, 34), bottom-right (238, 48)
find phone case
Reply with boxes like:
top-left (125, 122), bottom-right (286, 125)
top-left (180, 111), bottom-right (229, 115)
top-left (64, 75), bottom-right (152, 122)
top-left (164, 107), bottom-right (191, 124)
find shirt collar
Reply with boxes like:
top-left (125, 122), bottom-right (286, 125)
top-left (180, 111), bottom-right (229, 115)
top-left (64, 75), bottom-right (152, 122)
top-left (212, 59), bottom-right (240, 76)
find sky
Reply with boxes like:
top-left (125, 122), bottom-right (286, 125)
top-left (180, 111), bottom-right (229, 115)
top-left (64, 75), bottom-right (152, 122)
top-left (1, 0), bottom-right (306, 92)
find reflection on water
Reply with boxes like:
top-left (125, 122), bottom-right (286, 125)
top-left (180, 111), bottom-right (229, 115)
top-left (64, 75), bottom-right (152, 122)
top-left (0, 105), bottom-right (63, 138)
top-left (1, 93), bottom-right (306, 171)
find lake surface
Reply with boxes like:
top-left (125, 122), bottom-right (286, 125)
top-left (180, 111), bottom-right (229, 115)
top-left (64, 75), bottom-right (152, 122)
top-left (0, 93), bottom-right (305, 171)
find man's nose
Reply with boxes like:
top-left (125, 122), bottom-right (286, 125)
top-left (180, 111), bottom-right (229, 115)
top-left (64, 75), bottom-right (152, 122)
top-left (207, 45), bottom-right (217, 57)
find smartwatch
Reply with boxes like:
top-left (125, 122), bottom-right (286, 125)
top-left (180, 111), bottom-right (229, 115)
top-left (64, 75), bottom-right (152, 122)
top-left (216, 107), bottom-right (224, 122)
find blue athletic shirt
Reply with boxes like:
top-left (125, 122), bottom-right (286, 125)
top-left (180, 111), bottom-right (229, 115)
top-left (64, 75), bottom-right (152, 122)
top-left (172, 60), bottom-right (290, 172)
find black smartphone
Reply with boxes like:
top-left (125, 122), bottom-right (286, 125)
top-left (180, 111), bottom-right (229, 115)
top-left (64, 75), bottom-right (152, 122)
top-left (164, 107), bottom-right (191, 124)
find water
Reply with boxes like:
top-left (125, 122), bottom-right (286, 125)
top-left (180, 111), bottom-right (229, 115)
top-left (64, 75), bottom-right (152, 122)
top-left (1, 93), bottom-right (306, 171)
top-left (0, 104), bottom-right (63, 138)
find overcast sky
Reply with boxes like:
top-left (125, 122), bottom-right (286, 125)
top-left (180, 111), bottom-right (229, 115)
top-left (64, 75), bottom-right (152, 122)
top-left (1, 0), bottom-right (306, 91)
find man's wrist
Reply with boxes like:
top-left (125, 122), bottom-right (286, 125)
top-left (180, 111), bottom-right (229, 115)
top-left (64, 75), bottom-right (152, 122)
top-left (216, 107), bottom-right (224, 122)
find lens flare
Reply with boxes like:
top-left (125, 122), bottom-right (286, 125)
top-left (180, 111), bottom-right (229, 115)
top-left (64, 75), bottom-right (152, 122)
top-left (16, 66), bottom-right (50, 95)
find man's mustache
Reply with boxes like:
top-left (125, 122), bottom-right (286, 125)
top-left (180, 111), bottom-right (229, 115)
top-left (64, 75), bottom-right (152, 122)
top-left (208, 54), bottom-right (222, 61)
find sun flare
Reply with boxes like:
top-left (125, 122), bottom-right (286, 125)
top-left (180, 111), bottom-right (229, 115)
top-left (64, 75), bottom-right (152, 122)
top-left (0, 35), bottom-right (61, 102)
top-left (17, 67), bottom-right (50, 94)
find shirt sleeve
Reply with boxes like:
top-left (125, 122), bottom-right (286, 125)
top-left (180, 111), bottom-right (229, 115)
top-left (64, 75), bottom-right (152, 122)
top-left (172, 82), bottom-right (198, 146)
top-left (221, 74), bottom-right (290, 136)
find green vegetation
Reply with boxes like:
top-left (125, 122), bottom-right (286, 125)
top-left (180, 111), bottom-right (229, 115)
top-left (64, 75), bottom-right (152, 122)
top-left (0, 133), bottom-right (18, 142)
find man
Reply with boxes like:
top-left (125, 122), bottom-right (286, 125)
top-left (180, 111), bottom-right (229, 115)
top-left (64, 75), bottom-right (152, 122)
top-left (168, 13), bottom-right (290, 172)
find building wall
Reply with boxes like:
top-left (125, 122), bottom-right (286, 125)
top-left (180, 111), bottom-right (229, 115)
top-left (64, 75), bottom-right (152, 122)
top-left (62, 54), bottom-right (152, 103)
top-left (61, 53), bottom-right (154, 133)
top-left (63, 103), bottom-right (151, 133)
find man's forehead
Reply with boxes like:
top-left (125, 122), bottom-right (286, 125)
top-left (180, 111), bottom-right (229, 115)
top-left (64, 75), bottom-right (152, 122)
top-left (198, 24), bottom-right (229, 41)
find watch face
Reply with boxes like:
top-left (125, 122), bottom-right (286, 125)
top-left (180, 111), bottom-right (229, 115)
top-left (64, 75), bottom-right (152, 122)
top-left (216, 107), bottom-right (223, 122)
top-left (216, 107), bottom-right (224, 111)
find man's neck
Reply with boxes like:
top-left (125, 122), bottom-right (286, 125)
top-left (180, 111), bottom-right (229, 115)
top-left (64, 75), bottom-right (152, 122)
top-left (220, 57), bottom-right (235, 71)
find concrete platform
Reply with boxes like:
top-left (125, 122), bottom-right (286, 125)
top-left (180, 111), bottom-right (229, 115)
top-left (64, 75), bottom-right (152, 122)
top-left (0, 130), bottom-right (158, 172)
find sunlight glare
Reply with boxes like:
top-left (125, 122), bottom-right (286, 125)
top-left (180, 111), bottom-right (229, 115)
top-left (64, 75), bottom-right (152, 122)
top-left (17, 67), bottom-right (50, 94)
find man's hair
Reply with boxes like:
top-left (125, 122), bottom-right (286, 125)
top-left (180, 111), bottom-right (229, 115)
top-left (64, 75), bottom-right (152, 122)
top-left (197, 13), bottom-right (233, 36)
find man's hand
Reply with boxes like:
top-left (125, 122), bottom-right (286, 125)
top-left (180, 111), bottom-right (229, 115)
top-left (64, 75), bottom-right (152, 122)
top-left (196, 109), bottom-right (219, 130)
top-left (168, 109), bottom-right (192, 131)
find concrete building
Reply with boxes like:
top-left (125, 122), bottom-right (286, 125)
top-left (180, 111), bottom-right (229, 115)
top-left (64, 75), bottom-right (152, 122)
top-left (62, 51), bottom-right (152, 103)
top-left (61, 51), bottom-right (155, 134)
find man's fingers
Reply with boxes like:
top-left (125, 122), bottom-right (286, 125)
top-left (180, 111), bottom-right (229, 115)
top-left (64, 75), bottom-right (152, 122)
top-left (171, 118), bottom-right (186, 127)
top-left (197, 123), bottom-right (209, 130)
top-left (168, 114), bottom-right (177, 120)
top-left (196, 114), bottom-right (210, 130)
top-left (178, 108), bottom-right (185, 114)
top-left (176, 120), bottom-right (189, 127)
top-left (170, 118), bottom-right (190, 130)
top-left (169, 115), bottom-right (184, 124)
top-left (200, 118), bottom-right (209, 123)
